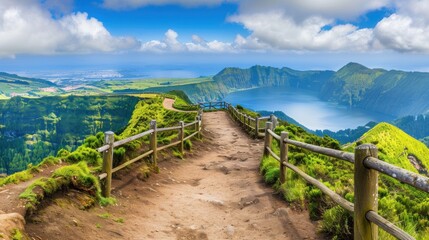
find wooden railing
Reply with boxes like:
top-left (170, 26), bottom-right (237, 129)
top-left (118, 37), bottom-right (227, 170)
top-left (210, 101), bottom-right (428, 239)
top-left (96, 111), bottom-right (203, 197)
top-left (262, 121), bottom-right (429, 240)
top-left (95, 100), bottom-right (428, 239)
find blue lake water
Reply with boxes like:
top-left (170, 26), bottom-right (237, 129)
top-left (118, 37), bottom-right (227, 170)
top-left (224, 87), bottom-right (394, 131)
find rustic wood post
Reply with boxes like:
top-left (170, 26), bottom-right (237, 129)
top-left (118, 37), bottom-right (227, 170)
top-left (179, 121), bottom-right (185, 154)
top-left (195, 115), bottom-right (201, 139)
top-left (102, 131), bottom-right (114, 198)
top-left (150, 120), bottom-right (158, 167)
top-left (272, 116), bottom-right (278, 129)
top-left (354, 144), bottom-right (378, 240)
top-left (255, 117), bottom-right (260, 138)
top-left (264, 122), bottom-right (273, 156)
top-left (247, 116), bottom-right (251, 130)
top-left (279, 132), bottom-right (289, 184)
top-left (209, 102), bottom-right (212, 110)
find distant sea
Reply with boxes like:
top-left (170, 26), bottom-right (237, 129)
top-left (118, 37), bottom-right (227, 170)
top-left (10, 64), bottom-right (221, 83)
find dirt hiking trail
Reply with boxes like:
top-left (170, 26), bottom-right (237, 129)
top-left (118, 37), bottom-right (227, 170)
top-left (24, 110), bottom-right (323, 239)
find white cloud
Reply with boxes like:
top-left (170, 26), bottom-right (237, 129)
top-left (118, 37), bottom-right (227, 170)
top-left (140, 29), bottom-right (235, 53)
top-left (230, 11), bottom-right (374, 52)
top-left (236, 0), bottom-right (390, 21)
top-left (0, 0), bottom-right (139, 58)
top-left (103, 0), bottom-right (225, 9)
top-left (373, 0), bottom-right (429, 52)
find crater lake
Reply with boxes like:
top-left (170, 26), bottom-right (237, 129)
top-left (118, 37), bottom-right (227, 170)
top-left (224, 87), bottom-right (394, 131)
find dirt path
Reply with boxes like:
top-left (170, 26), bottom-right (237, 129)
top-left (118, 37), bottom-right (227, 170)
top-left (163, 98), bottom-right (196, 112)
top-left (0, 164), bottom-right (64, 217)
top-left (25, 111), bottom-right (323, 240)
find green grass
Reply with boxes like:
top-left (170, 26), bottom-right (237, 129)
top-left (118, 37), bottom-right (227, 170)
top-left (256, 108), bottom-right (429, 239)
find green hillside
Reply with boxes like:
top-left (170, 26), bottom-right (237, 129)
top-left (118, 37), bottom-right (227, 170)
top-left (354, 122), bottom-right (429, 174)
top-left (320, 62), bottom-right (385, 108)
top-left (320, 63), bottom-right (429, 117)
top-left (0, 72), bottom-right (62, 98)
top-left (144, 65), bottom-right (334, 102)
top-left (260, 118), bottom-right (429, 239)
top-left (0, 96), bottom-right (140, 174)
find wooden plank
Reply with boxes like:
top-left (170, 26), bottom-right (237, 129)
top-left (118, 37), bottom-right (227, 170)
top-left (283, 161), bottom-right (354, 213)
top-left (354, 144), bottom-right (378, 240)
top-left (102, 131), bottom-right (114, 198)
top-left (157, 126), bottom-right (182, 132)
top-left (280, 132), bottom-right (288, 184)
top-left (264, 122), bottom-right (273, 157)
top-left (364, 157), bottom-right (429, 193)
top-left (366, 211), bottom-right (415, 240)
top-left (267, 129), bottom-right (281, 141)
top-left (157, 140), bottom-right (181, 151)
top-left (150, 120), bottom-right (157, 167)
top-left (266, 147), bottom-right (280, 162)
top-left (112, 150), bottom-right (154, 173)
top-left (184, 131), bottom-right (199, 141)
top-left (184, 121), bottom-right (198, 128)
top-left (179, 121), bottom-right (185, 154)
top-left (113, 129), bottom-right (154, 148)
top-left (286, 139), bottom-right (355, 163)
top-left (97, 144), bottom-right (110, 153)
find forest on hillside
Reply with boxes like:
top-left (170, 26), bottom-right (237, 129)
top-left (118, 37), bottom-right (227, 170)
top-left (0, 96), bottom-right (139, 174)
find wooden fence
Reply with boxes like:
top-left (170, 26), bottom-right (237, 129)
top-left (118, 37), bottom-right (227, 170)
top-left (262, 120), bottom-right (429, 240)
top-left (96, 111), bottom-right (203, 197)
top-left (95, 100), bottom-right (429, 239)
top-left (206, 101), bottom-right (429, 240)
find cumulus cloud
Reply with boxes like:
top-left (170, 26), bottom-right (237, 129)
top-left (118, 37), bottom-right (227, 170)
top-left (236, 0), bottom-right (390, 21)
top-left (140, 29), bottom-right (234, 53)
top-left (225, 0), bottom-right (429, 53)
top-left (103, 0), bottom-right (225, 9)
top-left (0, 0), bottom-right (139, 57)
top-left (374, 0), bottom-right (429, 52)
top-left (230, 11), bottom-right (374, 52)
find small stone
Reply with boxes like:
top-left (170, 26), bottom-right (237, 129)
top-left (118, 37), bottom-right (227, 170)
top-left (72, 219), bottom-right (78, 226)
top-left (225, 225), bottom-right (235, 236)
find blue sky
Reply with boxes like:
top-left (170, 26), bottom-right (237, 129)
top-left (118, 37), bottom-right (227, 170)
top-left (1, 0), bottom-right (429, 77)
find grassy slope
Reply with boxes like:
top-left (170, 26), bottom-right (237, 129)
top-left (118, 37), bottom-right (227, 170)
top-left (0, 72), bottom-right (61, 98)
top-left (2, 94), bottom-right (197, 214)
top-left (260, 118), bottom-right (429, 239)
top-left (355, 122), bottom-right (429, 173)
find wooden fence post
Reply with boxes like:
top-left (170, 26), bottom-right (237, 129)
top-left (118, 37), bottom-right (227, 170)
top-left (195, 115), bottom-right (201, 139)
top-left (102, 131), bottom-right (114, 198)
top-left (247, 116), bottom-right (250, 130)
top-left (255, 118), bottom-right (260, 138)
top-left (150, 120), bottom-right (158, 167)
top-left (179, 121), bottom-right (185, 154)
top-left (354, 144), bottom-right (378, 240)
top-left (272, 116), bottom-right (278, 129)
top-left (264, 122), bottom-right (273, 157)
top-left (279, 132), bottom-right (289, 184)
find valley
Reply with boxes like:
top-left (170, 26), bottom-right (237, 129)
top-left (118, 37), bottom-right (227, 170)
top-left (2, 62), bottom-right (429, 177)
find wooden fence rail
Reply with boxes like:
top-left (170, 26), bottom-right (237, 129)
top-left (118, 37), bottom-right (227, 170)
top-left (96, 111), bottom-right (203, 197)
top-left (262, 121), bottom-right (429, 240)
top-left (95, 100), bottom-right (428, 240)
top-left (215, 101), bottom-right (428, 239)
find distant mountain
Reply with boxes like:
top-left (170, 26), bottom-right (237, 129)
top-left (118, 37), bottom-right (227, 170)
top-left (143, 65), bottom-right (334, 102)
top-left (0, 72), bottom-right (56, 86)
top-left (213, 65), bottom-right (334, 91)
top-left (320, 62), bottom-right (429, 117)
top-left (144, 63), bottom-right (429, 119)
top-left (316, 121), bottom-right (378, 144)
top-left (0, 72), bottom-right (61, 98)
